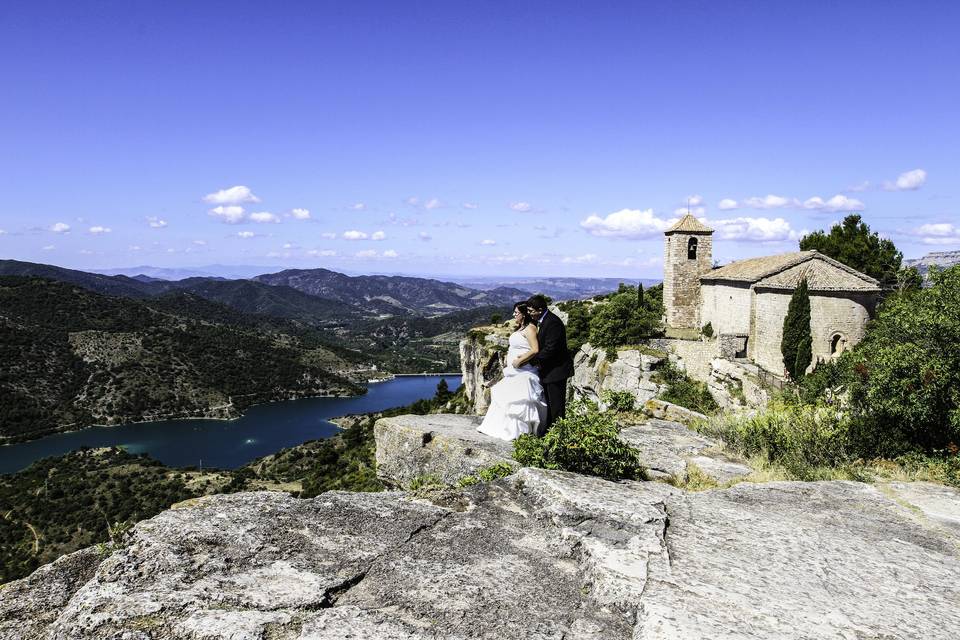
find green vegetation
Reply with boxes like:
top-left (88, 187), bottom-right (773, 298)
top-left (653, 362), bottom-right (719, 415)
top-left (559, 283), bottom-right (664, 354)
top-left (513, 400), bottom-right (646, 481)
top-left (780, 278), bottom-right (812, 380)
top-left (601, 389), bottom-right (636, 413)
top-left (0, 448), bottom-right (199, 583)
top-left (456, 462), bottom-right (516, 488)
top-left (799, 214), bottom-right (903, 289)
top-left (701, 321), bottom-right (714, 338)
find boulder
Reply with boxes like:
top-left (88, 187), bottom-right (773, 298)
top-left (571, 344), bottom-right (665, 407)
top-left (374, 414), bottom-right (517, 488)
top-left (620, 419), bottom-right (751, 483)
top-left (5, 471), bottom-right (960, 639)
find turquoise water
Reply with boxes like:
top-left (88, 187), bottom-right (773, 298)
top-left (0, 375), bottom-right (461, 474)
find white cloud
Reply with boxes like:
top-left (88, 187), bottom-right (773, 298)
top-left (0, 229), bottom-right (6, 235)
top-left (561, 253), bottom-right (599, 264)
top-left (419, 232), bottom-right (432, 241)
top-left (883, 168), bottom-right (927, 191)
top-left (742, 194), bottom-right (798, 209)
top-left (307, 249), bottom-right (337, 257)
top-left (480, 239), bottom-right (497, 246)
top-left (147, 216), bottom-right (168, 228)
top-left (42, 244), bottom-right (55, 251)
top-left (203, 185), bottom-right (260, 204)
top-left (718, 198), bottom-right (739, 210)
top-left (383, 249), bottom-right (399, 258)
top-left (89, 225), bottom-right (111, 234)
top-left (580, 208), bottom-right (673, 239)
top-left (355, 249), bottom-right (377, 258)
top-left (321, 232), bottom-right (337, 239)
top-left (708, 216), bottom-right (803, 242)
top-left (128, 245), bottom-right (141, 251)
top-left (802, 194), bottom-right (865, 212)
top-left (282, 242), bottom-right (300, 249)
top-left (371, 230), bottom-right (386, 241)
top-left (349, 202), bottom-right (367, 211)
top-left (50, 222), bottom-right (71, 233)
top-left (343, 230), bottom-right (368, 240)
top-left (208, 205), bottom-right (246, 224)
top-left (910, 222), bottom-right (960, 245)
top-left (192, 239), bottom-right (207, 246)
top-left (404, 196), bottom-right (419, 206)
top-left (462, 202), bottom-right (479, 210)
top-left (291, 208), bottom-right (311, 220)
top-left (424, 198), bottom-right (443, 210)
top-left (237, 231), bottom-right (255, 238)
top-left (846, 180), bottom-right (871, 192)
top-left (510, 201), bottom-right (533, 212)
top-left (685, 195), bottom-right (704, 207)
top-left (249, 211), bottom-right (280, 224)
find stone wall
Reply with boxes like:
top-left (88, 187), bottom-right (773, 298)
top-left (699, 282), bottom-right (751, 335)
top-left (751, 288), bottom-right (875, 376)
top-left (661, 337), bottom-right (718, 382)
top-left (663, 232), bottom-right (713, 330)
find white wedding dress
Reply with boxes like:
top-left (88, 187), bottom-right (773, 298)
top-left (477, 329), bottom-right (548, 441)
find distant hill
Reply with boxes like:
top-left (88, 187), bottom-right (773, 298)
top-left (254, 268), bottom-right (530, 316)
top-left (904, 250), bottom-right (960, 278)
top-left (451, 276), bottom-right (661, 301)
top-left (0, 276), bottom-right (363, 443)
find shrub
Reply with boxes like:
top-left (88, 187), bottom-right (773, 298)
top-left (601, 389), bottom-right (635, 412)
top-left (456, 462), bottom-right (516, 487)
top-left (587, 285), bottom-right (662, 350)
top-left (654, 362), bottom-right (719, 415)
top-left (696, 402), bottom-right (855, 479)
top-left (781, 278), bottom-right (812, 380)
top-left (513, 400), bottom-right (645, 481)
top-left (701, 322), bottom-right (714, 338)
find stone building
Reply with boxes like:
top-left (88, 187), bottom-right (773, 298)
top-left (663, 213), bottom-right (881, 377)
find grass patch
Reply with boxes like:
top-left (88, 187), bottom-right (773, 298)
top-left (653, 362), bottom-right (719, 415)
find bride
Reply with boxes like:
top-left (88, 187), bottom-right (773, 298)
top-left (477, 302), bottom-right (548, 441)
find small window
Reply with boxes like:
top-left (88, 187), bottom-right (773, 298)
top-left (687, 237), bottom-right (698, 260)
top-left (831, 334), bottom-right (846, 356)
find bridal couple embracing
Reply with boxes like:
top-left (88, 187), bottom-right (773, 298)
top-left (477, 295), bottom-right (575, 441)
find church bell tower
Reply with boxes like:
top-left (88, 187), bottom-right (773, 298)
top-left (663, 213), bottom-right (713, 333)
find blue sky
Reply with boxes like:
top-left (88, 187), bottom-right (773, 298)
top-left (0, 1), bottom-right (957, 278)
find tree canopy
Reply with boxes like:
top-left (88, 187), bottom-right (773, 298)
top-left (799, 214), bottom-right (902, 288)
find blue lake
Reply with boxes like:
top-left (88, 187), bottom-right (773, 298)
top-left (0, 375), bottom-right (461, 475)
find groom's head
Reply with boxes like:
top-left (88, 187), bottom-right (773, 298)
top-left (526, 294), bottom-right (548, 314)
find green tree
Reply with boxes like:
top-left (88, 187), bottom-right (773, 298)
top-left (781, 278), bottom-right (812, 379)
top-left (490, 313), bottom-right (503, 325)
top-left (895, 266), bottom-right (923, 294)
top-left (435, 378), bottom-right (452, 402)
top-left (564, 302), bottom-right (592, 353)
top-left (588, 288), bottom-right (660, 349)
top-left (847, 265), bottom-right (960, 452)
top-left (799, 214), bottom-right (902, 288)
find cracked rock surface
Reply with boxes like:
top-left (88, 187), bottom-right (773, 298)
top-left (3, 471), bottom-right (960, 639)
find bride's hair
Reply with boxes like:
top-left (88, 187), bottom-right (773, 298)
top-left (512, 301), bottom-right (532, 329)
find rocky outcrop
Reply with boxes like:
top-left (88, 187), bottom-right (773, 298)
top-left (571, 344), bottom-right (664, 407)
top-left (374, 414), bottom-right (517, 488)
top-left (459, 328), bottom-right (510, 414)
top-left (5, 470), bottom-right (960, 639)
top-left (705, 358), bottom-right (771, 410)
top-left (620, 419), bottom-right (751, 483)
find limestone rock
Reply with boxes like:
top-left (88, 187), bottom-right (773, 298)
top-left (374, 413), bottom-right (517, 488)
top-left (620, 419), bottom-right (751, 483)
top-left (6, 469), bottom-right (960, 639)
top-left (571, 344), bottom-right (665, 407)
top-left (705, 358), bottom-right (770, 410)
top-left (642, 398), bottom-right (709, 424)
top-left (459, 331), bottom-right (509, 414)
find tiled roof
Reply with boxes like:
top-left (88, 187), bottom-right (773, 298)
top-left (701, 250), bottom-right (881, 292)
top-left (665, 213), bottom-right (713, 234)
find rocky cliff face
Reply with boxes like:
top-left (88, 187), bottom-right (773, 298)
top-left (5, 449), bottom-right (959, 639)
top-left (458, 326), bottom-right (510, 414)
top-left (570, 343), bottom-right (665, 407)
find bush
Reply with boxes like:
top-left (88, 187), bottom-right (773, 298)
top-left (513, 400), bottom-right (645, 481)
top-left (587, 285), bottom-right (663, 350)
top-left (696, 402), bottom-right (856, 479)
top-left (654, 362), bottom-right (719, 415)
top-left (701, 322), bottom-right (714, 338)
top-left (601, 389), bottom-right (635, 412)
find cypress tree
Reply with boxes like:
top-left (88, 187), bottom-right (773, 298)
top-left (781, 278), bottom-right (812, 379)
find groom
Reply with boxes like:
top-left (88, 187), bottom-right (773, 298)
top-left (526, 295), bottom-right (574, 436)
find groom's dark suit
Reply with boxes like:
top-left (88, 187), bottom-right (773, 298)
top-left (533, 310), bottom-right (575, 435)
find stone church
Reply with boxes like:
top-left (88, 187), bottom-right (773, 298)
top-left (663, 214), bottom-right (881, 377)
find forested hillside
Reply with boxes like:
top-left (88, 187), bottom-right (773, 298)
top-left (0, 277), bottom-right (362, 442)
